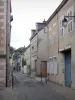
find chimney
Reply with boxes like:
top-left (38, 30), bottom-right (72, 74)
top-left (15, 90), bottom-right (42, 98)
top-left (36, 22), bottom-right (46, 32)
top-left (31, 29), bottom-right (36, 36)
top-left (43, 18), bottom-right (46, 23)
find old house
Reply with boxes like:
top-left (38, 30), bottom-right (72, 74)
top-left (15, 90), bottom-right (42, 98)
top-left (30, 30), bottom-right (38, 76)
top-left (24, 44), bottom-right (31, 74)
top-left (36, 23), bottom-right (48, 76)
top-left (0, 0), bottom-right (13, 87)
top-left (47, 0), bottom-right (75, 88)
top-left (30, 22), bottom-right (48, 76)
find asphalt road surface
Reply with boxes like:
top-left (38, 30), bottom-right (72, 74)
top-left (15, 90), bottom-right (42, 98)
top-left (1, 72), bottom-right (75, 100)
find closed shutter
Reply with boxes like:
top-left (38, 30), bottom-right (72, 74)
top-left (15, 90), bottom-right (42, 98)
top-left (50, 59), bottom-right (53, 74)
top-left (67, 6), bottom-right (73, 33)
top-left (47, 61), bottom-right (50, 74)
top-left (53, 58), bottom-right (57, 75)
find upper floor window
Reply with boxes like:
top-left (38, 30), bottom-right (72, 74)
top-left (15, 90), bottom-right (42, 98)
top-left (49, 27), bottom-right (52, 32)
top-left (60, 16), bottom-right (64, 37)
top-left (32, 46), bottom-right (34, 50)
top-left (44, 28), bottom-right (46, 33)
top-left (53, 23), bottom-right (56, 27)
top-left (67, 6), bottom-right (73, 33)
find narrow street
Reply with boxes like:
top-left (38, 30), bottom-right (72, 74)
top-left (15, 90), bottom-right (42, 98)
top-left (0, 72), bottom-right (75, 100)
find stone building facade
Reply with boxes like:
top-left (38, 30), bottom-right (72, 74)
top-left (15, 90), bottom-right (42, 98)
top-left (0, 0), bottom-right (13, 87)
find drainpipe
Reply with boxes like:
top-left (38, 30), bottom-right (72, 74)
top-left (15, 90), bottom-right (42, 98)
top-left (46, 25), bottom-right (50, 80)
top-left (37, 32), bottom-right (38, 75)
top-left (57, 14), bottom-right (60, 76)
top-left (30, 40), bottom-right (31, 75)
top-left (5, 0), bottom-right (8, 87)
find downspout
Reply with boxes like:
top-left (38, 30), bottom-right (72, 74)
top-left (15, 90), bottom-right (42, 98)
top-left (30, 40), bottom-right (31, 75)
top-left (46, 25), bottom-right (49, 61)
top-left (57, 13), bottom-right (60, 76)
top-left (5, 0), bottom-right (8, 87)
top-left (46, 24), bottom-right (50, 80)
top-left (37, 32), bottom-right (38, 74)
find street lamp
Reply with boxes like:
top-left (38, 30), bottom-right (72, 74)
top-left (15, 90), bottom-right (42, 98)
top-left (62, 17), bottom-right (68, 27)
top-left (62, 15), bottom-right (75, 27)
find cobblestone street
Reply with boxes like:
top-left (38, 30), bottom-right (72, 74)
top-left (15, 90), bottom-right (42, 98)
top-left (0, 72), bottom-right (75, 100)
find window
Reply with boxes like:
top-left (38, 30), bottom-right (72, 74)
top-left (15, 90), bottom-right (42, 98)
top-left (47, 57), bottom-right (58, 75)
top-left (49, 27), bottom-right (51, 32)
top-left (44, 28), bottom-right (45, 33)
top-left (60, 16), bottom-right (64, 37)
top-left (32, 46), bottom-right (34, 50)
top-left (67, 7), bottom-right (73, 33)
top-left (53, 23), bottom-right (56, 27)
top-left (53, 57), bottom-right (57, 75)
top-left (47, 61), bottom-right (50, 74)
top-left (50, 59), bottom-right (54, 74)
top-left (52, 33), bottom-right (54, 43)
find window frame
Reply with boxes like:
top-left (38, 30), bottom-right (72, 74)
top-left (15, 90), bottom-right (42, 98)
top-left (59, 16), bottom-right (64, 38)
top-left (49, 57), bottom-right (58, 75)
top-left (67, 6), bottom-right (73, 33)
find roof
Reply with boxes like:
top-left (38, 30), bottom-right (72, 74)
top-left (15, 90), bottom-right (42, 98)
top-left (30, 0), bottom-right (68, 41)
top-left (25, 44), bottom-right (30, 50)
top-left (46, 0), bottom-right (68, 24)
top-left (30, 23), bottom-right (46, 41)
top-left (36, 22), bottom-right (46, 24)
top-left (30, 32), bottom-right (38, 41)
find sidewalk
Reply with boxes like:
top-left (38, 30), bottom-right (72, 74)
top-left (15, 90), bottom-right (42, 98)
top-left (29, 75), bottom-right (48, 84)
top-left (0, 87), bottom-right (13, 100)
top-left (45, 82), bottom-right (75, 100)
top-left (35, 77), bottom-right (45, 82)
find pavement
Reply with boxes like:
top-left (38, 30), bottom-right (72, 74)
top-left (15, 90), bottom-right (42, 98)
top-left (0, 72), bottom-right (75, 100)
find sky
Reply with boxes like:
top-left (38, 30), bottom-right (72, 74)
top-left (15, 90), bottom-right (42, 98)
top-left (11, 0), bottom-right (62, 49)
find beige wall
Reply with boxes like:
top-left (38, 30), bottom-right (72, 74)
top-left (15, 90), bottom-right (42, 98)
top-left (24, 46), bottom-right (30, 66)
top-left (38, 26), bottom-right (48, 61)
top-left (58, 0), bottom-right (74, 51)
top-left (47, 14), bottom-right (60, 84)
top-left (31, 35), bottom-right (37, 56)
top-left (0, 0), bottom-right (11, 86)
top-left (58, 0), bottom-right (75, 88)
top-left (36, 59), bottom-right (41, 75)
top-left (36, 26), bottom-right (48, 75)
top-left (0, 59), bottom-right (6, 87)
top-left (0, 0), bottom-right (5, 54)
top-left (30, 34), bottom-right (38, 73)
top-left (48, 15), bottom-right (58, 57)
top-left (0, 0), bottom-right (6, 86)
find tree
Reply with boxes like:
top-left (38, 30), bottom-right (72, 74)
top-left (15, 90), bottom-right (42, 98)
top-left (15, 46), bottom-right (26, 54)
top-left (10, 46), bottom-right (15, 56)
top-left (22, 57), bottom-right (26, 67)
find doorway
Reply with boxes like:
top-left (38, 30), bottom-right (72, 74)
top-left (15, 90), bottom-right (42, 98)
top-left (65, 50), bottom-right (71, 87)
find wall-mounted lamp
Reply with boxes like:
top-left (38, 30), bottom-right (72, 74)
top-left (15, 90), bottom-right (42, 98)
top-left (62, 15), bottom-right (75, 27)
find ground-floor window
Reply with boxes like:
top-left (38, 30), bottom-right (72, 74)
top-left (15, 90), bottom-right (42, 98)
top-left (47, 57), bottom-right (58, 75)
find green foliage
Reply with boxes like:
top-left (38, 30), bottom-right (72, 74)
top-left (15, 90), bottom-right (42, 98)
top-left (10, 46), bottom-right (15, 55)
top-left (15, 46), bottom-right (26, 54)
top-left (13, 54), bottom-right (18, 60)
top-left (22, 57), bottom-right (26, 67)
top-left (12, 46), bottom-right (26, 60)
